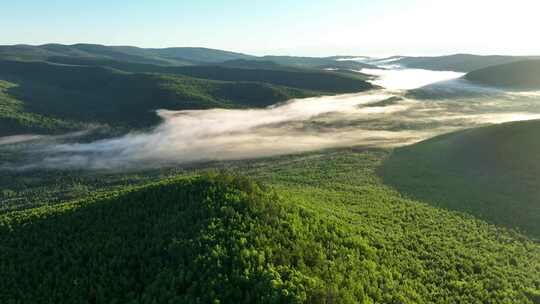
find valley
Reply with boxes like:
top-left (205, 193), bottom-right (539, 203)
top-left (1, 43), bottom-right (540, 303)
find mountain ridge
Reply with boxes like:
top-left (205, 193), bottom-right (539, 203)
top-left (393, 54), bottom-right (540, 72)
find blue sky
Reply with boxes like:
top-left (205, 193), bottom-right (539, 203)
top-left (1, 0), bottom-right (539, 56)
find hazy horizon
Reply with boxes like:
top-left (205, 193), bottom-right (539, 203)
top-left (3, 0), bottom-right (540, 57)
top-left (3, 41), bottom-right (540, 59)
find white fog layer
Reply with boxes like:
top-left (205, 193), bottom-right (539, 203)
top-left (3, 67), bottom-right (540, 170)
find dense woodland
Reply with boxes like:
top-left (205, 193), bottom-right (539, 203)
top-left (2, 45), bottom-right (540, 303)
top-left (381, 119), bottom-right (540, 239)
top-left (394, 54), bottom-right (540, 72)
top-left (0, 55), bottom-right (372, 136)
top-left (1, 150), bottom-right (540, 303)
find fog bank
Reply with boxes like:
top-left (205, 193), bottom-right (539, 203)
top-left (3, 68), bottom-right (540, 171)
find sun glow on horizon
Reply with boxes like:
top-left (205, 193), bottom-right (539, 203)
top-left (1, 0), bottom-right (540, 57)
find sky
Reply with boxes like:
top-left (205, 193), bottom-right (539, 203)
top-left (1, 0), bottom-right (539, 57)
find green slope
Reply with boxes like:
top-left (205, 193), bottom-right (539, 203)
top-left (395, 54), bottom-right (540, 72)
top-left (0, 44), bottom-right (254, 66)
top-left (139, 46), bottom-right (254, 63)
top-left (0, 44), bottom-right (376, 70)
top-left (3, 173), bottom-right (370, 303)
top-left (1, 151), bottom-right (540, 303)
top-left (260, 55), bottom-right (375, 70)
top-left (380, 119), bottom-right (540, 238)
top-left (0, 44), bottom-right (180, 66)
top-left (465, 60), bottom-right (540, 89)
top-left (47, 56), bottom-right (373, 93)
top-left (0, 80), bottom-right (83, 136)
top-left (0, 60), bottom-right (319, 135)
top-left (0, 57), bottom-right (373, 136)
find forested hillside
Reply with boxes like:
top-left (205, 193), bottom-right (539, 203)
top-left (3, 173), bottom-right (360, 303)
top-left (465, 60), bottom-right (540, 89)
top-left (381, 119), bottom-right (540, 238)
top-left (1, 151), bottom-right (540, 303)
top-left (259, 55), bottom-right (374, 70)
top-left (0, 80), bottom-right (83, 136)
top-left (3, 0), bottom-right (540, 302)
top-left (46, 56), bottom-right (373, 93)
top-left (0, 44), bottom-right (254, 66)
top-left (0, 44), bottom-right (375, 70)
top-left (0, 60), bottom-right (324, 135)
top-left (395, 54), bottom-right (539, 72)
top-left (0, 56), bottom-right (373, 136)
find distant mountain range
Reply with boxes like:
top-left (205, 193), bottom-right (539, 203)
top-left (0, 44), bottom-right (253, 66)
top-left (1, 43), bottom-right (539, 137)
top-left (392, 54), bottom-right (540, 72)
top-left (0, 44), bottom-right (375, 137)
top-left (4, 44), bottom-right (538, 73)
top-left (0, 44), bottom-right (374, 70)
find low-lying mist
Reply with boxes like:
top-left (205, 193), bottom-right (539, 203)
top-left (3, 67), bottom-right (540, 171)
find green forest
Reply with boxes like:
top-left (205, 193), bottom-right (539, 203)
top-left (2, 44), bottom-right (540, 303)
top-left (381, 119), bottom-right (540, 239)
top-left (0, 52), bottom-right (373, 136)
top-left (1, 150), bottom-right (540, 303)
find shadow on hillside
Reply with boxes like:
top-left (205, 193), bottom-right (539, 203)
top-left (378, 126), bottom-right (540, 240)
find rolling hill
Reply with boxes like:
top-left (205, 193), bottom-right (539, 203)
top-left (0, 54), bottom-right (374, 136)
top-left (1, 152), bottom-right (540, 303)
top-left (260, 55), bottom-right (375, 70)
top-left (0, 44), bottom-right (378, 71)
top-left (394, 54), bottom-right (539, 72)
top-left (380, 119), bottom-right (540, 238)
top-left (46, 56), bottom-right (373, 93)
top-left (465, 60), bottom-right (540, 89)
top-left (0, 60), bottom-right (324, 135)
top-left (0, 44), bottom-right (254, 66)
top-left (3, 43), bottom-right (540, 303)
top-left (3, 173), bottom-right (363, 303)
